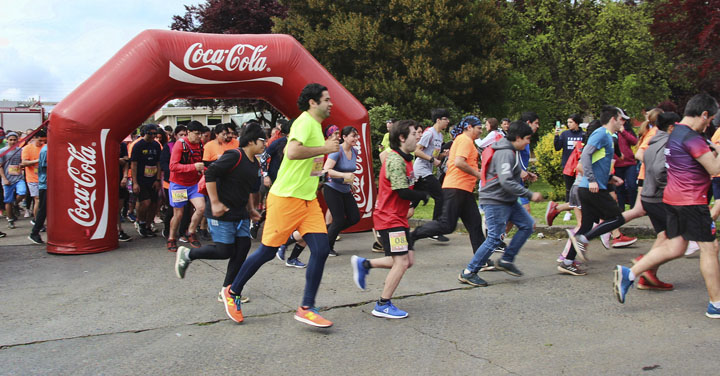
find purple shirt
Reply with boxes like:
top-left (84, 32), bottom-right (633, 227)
top-left (663, 124), bottom-right (711, 206)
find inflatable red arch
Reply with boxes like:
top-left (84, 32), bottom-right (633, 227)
top-left (47, 30), bottom-right (374, 254)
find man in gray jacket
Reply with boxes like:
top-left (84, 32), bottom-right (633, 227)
top-left (459, 121), bottom-right (542, 286)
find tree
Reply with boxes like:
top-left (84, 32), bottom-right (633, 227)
top-left (171, 0), bottom-right (288, 126)
top-left (650, 0), bottom-right (720, 107)
top-left (273, 0), bottom-right (506, 123)
top-left (571, 1), bottom-right (671, 117)
top-left (499, 0), bottom-right (670, 133)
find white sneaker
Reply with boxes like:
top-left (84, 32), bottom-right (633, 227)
top-left (685, 241), bottom-right (700, 257)
top-left (600, 232), bottom-right (611, 249)
top-left (563, 212), bottom-right (572, 221)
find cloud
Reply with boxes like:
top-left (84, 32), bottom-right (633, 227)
top-left (0, 0), bottom-right (202, 101)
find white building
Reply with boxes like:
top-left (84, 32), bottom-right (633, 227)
top-left (0, 101), bottom-right (46, 132)
top-left (153, 106), bottom-right (238, 128)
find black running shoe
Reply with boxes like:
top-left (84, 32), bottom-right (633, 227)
top-left (118, 231), bottom-right (132, 242)
top-left (430, 235), bottom-right (450, 242)
top-left (28, 233), bottom-right (44, 244)
top-left (495, 259), bottom-right (523, 277)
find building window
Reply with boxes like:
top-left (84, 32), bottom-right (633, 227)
top-left (176, 116), bottom-right (191, 125)
top-left (207, 116), bottom-right (222, 126)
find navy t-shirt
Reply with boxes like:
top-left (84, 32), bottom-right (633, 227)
top-left (131, 139), bottom-right (162, 186)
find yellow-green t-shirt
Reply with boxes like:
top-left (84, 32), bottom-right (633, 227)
top-left (269, 111), bottom-right (325, 200)
top-left (381, 133), bottom-right (390, 151)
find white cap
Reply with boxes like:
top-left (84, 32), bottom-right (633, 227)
top-left (616, 107), bottom-right (630, 120)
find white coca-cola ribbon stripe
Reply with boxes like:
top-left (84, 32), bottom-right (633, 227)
top-left (90, 129), bottom-right (110, 240)
top-left (183, 43), bottom-right (268, 72)
top-left (360, 122), bottom-right (373, 217)
top-left (169, 62), bottom-right (283, 86)
top-left (66, 144), bottom-right (98, 227)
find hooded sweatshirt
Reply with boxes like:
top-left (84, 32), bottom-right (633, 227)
top-left (640, 130), bottom-right (669, 203)
top-left (479, 138), bottom-right (534, 205)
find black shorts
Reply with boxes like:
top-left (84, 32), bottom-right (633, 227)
top-left (578, 188), bottom-right (622, 221)
top-left (665, 204), bottom-right (714, 242)
top-left (378, 227), bottom-right (413, 257)
top-left (119, 186), bottom-right (129, 201)
top-left (641, 200), bottom-right (667, 234)
top-left (137, 184), bottom-right (159, 203)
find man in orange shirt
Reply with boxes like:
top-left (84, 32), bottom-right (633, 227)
top-left (21, 130), bottom-right (46, 220)
top-left (203, 123), bottom-right (237, 162)
top-left (411, 116), bottom-right (486, 254)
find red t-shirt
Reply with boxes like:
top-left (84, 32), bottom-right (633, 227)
top-left (373, 149), bottom-right (415, 230)
top-left (169, 137), bottom-right (204, 186)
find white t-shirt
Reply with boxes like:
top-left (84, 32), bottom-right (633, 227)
top-left (413, 127), bottom-right (444, 178)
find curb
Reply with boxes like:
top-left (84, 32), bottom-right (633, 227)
top-left (408, 218), bottom-right (657, 239)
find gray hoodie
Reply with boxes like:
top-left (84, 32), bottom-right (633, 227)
top-left (640, 130), bottom-right (669, 203)
top-left (479, 138), bottom-right (534, 205)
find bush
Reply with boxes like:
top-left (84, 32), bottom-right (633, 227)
top-left (534, 131), bottom-right (565, 200)
top-left (367, 101), bottom-right (400, 176)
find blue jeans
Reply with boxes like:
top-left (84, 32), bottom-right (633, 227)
top-left (467, 201), bottom-right (534, 272)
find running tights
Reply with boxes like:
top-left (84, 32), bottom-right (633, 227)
top-left (230, 232), bottom-right (330, 307)
top-left (567, 215), bottom-right (625, 260)
top-left (189, 237), bottom-right (252, 287)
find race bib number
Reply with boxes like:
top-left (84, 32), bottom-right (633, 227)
top-left (143, 165), bottom-right (158, 178)
top-left (310, 156), bottom-right (324, 177)
top-left (171, 189), bottom-right (188, 203)
top-left (389, 231), bottom-right (409, 253)
top-left (7, 165), bottom-right (21, 176)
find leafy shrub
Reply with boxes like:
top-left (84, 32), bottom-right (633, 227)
top-left (534, 131), bottom-right (565, 200)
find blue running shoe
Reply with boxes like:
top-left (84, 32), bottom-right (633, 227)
top-left (372, 300), bottom-right (408, 319)
top-left (285, 258), bottom-right (307, 268)
top-left (276, 245), bottom-right (287, 261)
top-left (351, 255), bottom-right (368, 290)
top-left (706, 303), bottom-right (720, 319)
top-left (613, 265), bottom-right (634, 304)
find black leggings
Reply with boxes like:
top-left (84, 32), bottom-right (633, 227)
top-left (189, 237), bottom-right (252, 287)
top-left (31, 189), bottom-right (46, 236)
top-left (567, 188), bottom-right (625, 260)
top-left (323, 185), bottom-right (360, 251)
top-left (414, 175), bottom-right (444, 220)
top-left (412, 188), bottom-right (485, 254)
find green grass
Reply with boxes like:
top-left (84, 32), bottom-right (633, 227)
top-left (412, 180), bottom-right (579, 226)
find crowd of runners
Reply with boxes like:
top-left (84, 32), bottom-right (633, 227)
top-left (2, 84), bottom-right (720, 325)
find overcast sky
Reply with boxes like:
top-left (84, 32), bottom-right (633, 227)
top-left (1, 0), bottom-right (202, 103)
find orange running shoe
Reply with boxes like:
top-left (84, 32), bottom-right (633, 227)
top-left (294, 306), bottom-right (333, 328)
top-left (221, 286), bottom-right (244, 323)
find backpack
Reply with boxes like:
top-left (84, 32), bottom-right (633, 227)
top-left (198, 149), bottom-right (242, 196)
top-left (562, 141), bottom-right (583, 176)
top-left (479, 146), bottom-right (497, 187)
top-left (178, 137), bottom-right (203, 165)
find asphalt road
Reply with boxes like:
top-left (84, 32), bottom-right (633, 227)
top-left (1, 223), bottom-right (717, 375)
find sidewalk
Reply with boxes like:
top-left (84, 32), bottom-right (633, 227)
top-left (0, 225), bottom-right (716, 375)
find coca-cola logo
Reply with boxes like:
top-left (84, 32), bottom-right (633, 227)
top-left (353, 122), bottom-right (374, 218)
top-left (183, 43), bottom-right (269, 72)
top-left (67, 143), bottom-right (98, 227)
